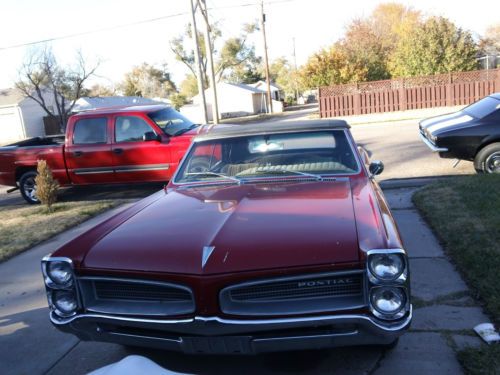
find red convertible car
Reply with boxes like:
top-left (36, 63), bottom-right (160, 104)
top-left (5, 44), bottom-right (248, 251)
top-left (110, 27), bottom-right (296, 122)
top-left (41, 120), bottom-right (411, 354)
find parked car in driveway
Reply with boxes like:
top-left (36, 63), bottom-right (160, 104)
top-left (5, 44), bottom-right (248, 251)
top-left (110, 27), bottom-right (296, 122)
top-left (0, 104), bottom-right (199, 203)
top-left (41, 119), bottom-right (411, 355)
top-left (419, 93), bottom-right (500, 173)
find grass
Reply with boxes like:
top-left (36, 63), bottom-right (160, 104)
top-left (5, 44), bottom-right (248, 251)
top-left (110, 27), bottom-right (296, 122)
top-left (0, 200), bottom-right (125, 262)
top-left (413, 174), bottom-right (500, 375)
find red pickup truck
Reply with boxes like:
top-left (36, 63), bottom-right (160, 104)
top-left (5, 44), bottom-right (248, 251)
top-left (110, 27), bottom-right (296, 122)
top-left (0, 104), bottom-right (200, 203)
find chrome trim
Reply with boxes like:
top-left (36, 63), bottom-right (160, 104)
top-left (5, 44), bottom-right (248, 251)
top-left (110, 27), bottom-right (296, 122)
top-left (51, 305), bottom-right (413, 334)
top-left (219, 270), bottom-right (367, 316)
top-left (366, 249), bottom-right (408, 285)
top-left (419, 132), bottom-right (448, 152)
top-left (114, 164), bottom-right (170, 173)
top-left (41, 256), bottom-right (75, 290)
top-left (252, 330), bottom-right (359, 343)
top-left (73, 167), bottom-right (114, 175)
top-left (42, 255), bottom-right (80, 318)
top-left (77, 276), bottom-right (195, 316)
top-left (369, 286), bottom-right (410, 321)
top-left (73, 164), bottom-right (170, 175)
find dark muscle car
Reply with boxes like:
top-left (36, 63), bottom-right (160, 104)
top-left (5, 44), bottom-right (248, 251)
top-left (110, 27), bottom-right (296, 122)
top-left (41, 120), bottom-right (411, 355)
top-left (419, 93), bottom-right (500, 173)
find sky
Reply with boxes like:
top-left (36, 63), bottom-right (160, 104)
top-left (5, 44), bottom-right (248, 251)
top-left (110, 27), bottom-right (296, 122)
top-left (0, 0), bottom-right (499, 90)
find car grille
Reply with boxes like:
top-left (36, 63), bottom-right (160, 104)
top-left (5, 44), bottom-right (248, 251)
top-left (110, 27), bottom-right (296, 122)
top-left (78, 278), bottom-right (195, 316)
top-left (220, 271), bottom-right (366, 316)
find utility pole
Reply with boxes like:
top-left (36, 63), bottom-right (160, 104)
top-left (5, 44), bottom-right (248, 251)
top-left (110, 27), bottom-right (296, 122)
top-left (292, 37), bottom-right (298, 102)
top-left (198, 0), bottom-right (219, 124)
top-left (260, 0), bottom-right (273, 113)
top-left (189, 0), bottom-right (208, 124)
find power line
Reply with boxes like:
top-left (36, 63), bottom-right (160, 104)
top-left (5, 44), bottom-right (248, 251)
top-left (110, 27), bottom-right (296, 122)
top-left (0, 0), bottom-right (294, 52)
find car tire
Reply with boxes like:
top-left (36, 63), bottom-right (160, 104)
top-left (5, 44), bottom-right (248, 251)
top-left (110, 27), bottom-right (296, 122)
top-left (19, 170), bottom-right (40, 204)
top-left (474, 142), bottom-right (500, 174)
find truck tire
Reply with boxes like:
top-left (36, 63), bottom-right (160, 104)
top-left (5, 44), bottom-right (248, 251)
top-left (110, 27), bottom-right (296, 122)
top-left (474, 142), bottom-right (500, 174)
top-left (19, 171), bottom-right (40, 204)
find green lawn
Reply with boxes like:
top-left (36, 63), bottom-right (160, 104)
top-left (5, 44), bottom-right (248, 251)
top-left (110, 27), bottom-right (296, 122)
top-left (0, 200), bottom-right (125, 262)
top-left (413, 174), bottom-right (500, 375)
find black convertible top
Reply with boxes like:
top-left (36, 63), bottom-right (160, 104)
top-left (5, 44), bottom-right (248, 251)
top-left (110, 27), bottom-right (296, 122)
top-left (195, 119), bottom-right (350, 141)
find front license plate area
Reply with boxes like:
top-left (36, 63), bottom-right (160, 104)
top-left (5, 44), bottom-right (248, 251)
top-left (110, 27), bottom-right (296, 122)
top-left (181, 336), bottom-right (253, 354)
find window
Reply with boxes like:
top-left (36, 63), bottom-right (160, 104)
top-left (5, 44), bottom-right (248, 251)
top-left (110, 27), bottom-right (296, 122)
top-left (73, 118), bottom-right (107, 144)
top-left (115, 116), bottom-right (155, 143)
top-left (175, 130), bottom-right (359, 184)
top-left (148, 108), bottom-right (195, 136)
top-left (463, 97), bottom-right (500, 119)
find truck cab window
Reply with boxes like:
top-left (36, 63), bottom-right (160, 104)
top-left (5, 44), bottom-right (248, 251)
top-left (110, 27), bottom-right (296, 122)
top-left (115, 116), bottom-right (155, 143)
top-left (73, 118), bottom-right (108, 144)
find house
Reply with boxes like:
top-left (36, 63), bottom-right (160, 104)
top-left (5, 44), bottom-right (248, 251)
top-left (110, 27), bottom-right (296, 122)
top-left (0, 88), bottom-right (57, 145)
top-left (181, 82), bottom-right (283, 123)
top-left (72, 96), bottom-right (160, 112)
top-left (248, 80), bottom-right (285, 101)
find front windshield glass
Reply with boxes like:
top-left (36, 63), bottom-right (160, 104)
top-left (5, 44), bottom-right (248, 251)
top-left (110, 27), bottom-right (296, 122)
top-left (148, 107), bottom-right (195, 136)
top-left (174, 130), bottom-right (359, 184)
top-left (463, 97), bottom-right (500, 119)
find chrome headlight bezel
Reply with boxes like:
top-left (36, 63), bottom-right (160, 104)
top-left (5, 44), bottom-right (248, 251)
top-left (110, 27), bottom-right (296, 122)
top-left (367, 249), bottom-right (408, 284)
top-left (369, 286), bottom-right (409, 320)
top-left (43, 258), bottom-right (74, 289)
top-left (48, 290), bottom-right (79, 317)
top-left (42, 255), bottom-right (80, 318)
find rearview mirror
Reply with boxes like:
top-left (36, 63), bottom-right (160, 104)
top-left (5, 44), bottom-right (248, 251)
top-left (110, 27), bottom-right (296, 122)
top-left (369, 161), bottom-right (384, 176)
top-left (143, 131), bottom-right (160, 142)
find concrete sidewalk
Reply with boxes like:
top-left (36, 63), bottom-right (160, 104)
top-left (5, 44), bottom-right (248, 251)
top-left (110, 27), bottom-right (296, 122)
top-left (0, 186), bottom-right (489, 374)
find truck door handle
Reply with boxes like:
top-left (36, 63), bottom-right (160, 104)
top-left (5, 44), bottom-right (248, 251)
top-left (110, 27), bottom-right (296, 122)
top-left (73, 151), bottom-right (83, 157)
top-left (113, 148), bottom-right (124, 155)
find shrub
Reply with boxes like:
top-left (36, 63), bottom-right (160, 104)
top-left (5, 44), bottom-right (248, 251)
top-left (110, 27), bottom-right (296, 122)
top-left (35, 160), bottom-right (59, 212)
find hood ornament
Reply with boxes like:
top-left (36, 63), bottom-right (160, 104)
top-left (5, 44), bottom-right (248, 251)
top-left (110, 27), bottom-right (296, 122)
top-left (202, 246), bottom-right (216, 269)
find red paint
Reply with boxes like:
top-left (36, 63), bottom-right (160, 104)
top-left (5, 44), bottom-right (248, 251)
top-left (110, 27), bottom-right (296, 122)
top-left (0, 105), bottom-right (197, 190)
top-left (48, 125), bottom-right (404, 318)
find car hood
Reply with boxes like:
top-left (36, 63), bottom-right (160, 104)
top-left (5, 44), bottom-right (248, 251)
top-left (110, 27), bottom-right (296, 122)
top-left (82, 179), bottom-right (361, 275)
top-left (419, 111), bottom-right (475, 136)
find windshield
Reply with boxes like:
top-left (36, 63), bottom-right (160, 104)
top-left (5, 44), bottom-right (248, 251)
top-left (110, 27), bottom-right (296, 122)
top-left (174, 130), bottom-right (359, 184)
top-left (148, 107), bottom-right (195, 136)
top-left (463, 96), bottom-right (500, 119)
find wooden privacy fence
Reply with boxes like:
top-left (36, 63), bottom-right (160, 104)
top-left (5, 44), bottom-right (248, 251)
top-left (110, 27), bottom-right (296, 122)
top-left (319, 69), bottom-right (500, 118)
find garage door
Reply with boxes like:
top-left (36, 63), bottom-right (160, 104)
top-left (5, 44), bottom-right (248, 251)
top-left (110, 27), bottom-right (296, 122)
top-left (0, 108), bottom-right (24, 145)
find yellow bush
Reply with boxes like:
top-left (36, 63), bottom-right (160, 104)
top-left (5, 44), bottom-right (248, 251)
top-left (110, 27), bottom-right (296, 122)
top-left (35, 160), bottom-right (59, 212)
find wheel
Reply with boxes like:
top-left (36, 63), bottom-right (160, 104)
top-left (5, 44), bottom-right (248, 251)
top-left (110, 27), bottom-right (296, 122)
top-left (474, 142), bottom-right (500, 174)
top-left (19, 171), bottom-right (39, 204)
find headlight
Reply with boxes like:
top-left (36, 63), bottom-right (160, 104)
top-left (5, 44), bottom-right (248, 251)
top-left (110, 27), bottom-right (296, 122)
top-left (46, 261), bottom-right (73, 287)
top-left (368, 253), bottom-right (404, 281)
top-left (51, 290), bottom-right (78, 317)
top-left (370, 287), bottom-right (406, 316)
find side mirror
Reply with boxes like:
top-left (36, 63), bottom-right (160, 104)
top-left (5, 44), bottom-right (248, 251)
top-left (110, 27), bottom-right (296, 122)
top-left (143, 131), bottom-right (160, 142)
top-left (369, 161), bottom-right (384, 177)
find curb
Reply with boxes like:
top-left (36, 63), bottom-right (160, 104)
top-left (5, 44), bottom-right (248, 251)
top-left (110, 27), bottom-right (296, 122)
top-left (379, 176), bottom-right (460, 189)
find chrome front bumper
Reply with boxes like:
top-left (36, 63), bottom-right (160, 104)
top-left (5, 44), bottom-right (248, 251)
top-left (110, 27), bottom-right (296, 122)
top-left (419, 132), bottom-right (448, 153)
top-left (51, 306), bottom-right (412, 354)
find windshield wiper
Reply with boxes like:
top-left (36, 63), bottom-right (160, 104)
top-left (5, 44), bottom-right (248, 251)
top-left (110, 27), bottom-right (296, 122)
top-left (184, 171), bottom-right (242, 184)
top-left (248, 168), bottom-right (325, 181)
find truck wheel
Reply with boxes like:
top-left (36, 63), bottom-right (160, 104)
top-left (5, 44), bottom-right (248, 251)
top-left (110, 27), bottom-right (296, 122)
top-left (474, 143), bottom-right (500, 174)
top-left (19, 171), bottom-right (40, 204)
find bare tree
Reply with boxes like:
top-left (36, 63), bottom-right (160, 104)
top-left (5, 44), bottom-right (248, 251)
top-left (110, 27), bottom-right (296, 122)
top-left (15, 47), bottom-right (99, 132)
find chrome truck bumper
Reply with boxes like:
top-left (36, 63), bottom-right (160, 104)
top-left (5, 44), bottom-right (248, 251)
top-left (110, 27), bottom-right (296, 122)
top-left (51, 306), bottom-right (412, 354)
